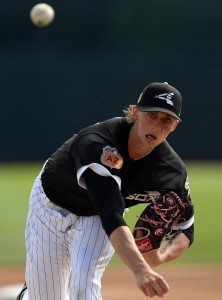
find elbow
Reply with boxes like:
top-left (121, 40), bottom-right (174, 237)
top-left (100, 210), bottom-right (127, 237)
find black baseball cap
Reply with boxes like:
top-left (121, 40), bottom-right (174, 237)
top-left (136, 82), bottom-right (182, 121)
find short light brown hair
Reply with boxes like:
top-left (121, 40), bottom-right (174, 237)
top-left (123, 105), bottom-right (135, 123)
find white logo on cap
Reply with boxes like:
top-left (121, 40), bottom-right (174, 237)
top-left (154, 93), bottom-right (174, 106)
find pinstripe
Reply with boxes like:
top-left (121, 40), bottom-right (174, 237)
top-left (41, 220), bottom-right (48, 300)
top-left (86, 221), bottom-right (103, 299)
top-left (68, 215), bottom-right (114, 300)
top-left (86, 221), bottom-right (100, 298)
top-left (24, 175), bottom-right (114, 300)
top-left (26, 176), bottom-right (72, 299)
top-left (87, 222), bottom-right (102, 299)
top-left (48, 208), bottom-right (55, 300)
top-left (55, 212), bottom-right (62, 300)
top-left (77, 217), bottom-right (92, 299)
top-left (92, 227), bottom-right (113, 298)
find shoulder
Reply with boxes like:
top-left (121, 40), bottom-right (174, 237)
top-left (74, 117), bottom-right (129, 144)
top-left (67, 117), bottom-right (130, 160)
top-left (79, 117), bottom-right (126, 134)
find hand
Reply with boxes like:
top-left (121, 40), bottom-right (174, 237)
top-left (136, 267), bottom-right (169, 297)
top-left (109, 226), bottom-right (170, 297)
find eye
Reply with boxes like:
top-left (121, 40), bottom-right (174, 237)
top-left (147, 112), bottom-right (157, 118)
top-left (163, 116), bottom-right (173, 124)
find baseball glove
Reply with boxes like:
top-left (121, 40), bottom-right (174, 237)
top-left (133, 191), bottom-right (187, 253)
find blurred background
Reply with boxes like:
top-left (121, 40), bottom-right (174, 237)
top-left (1, 0), bottom-right (222, 161)
top-left (0, 0), bottom-right (222, 285)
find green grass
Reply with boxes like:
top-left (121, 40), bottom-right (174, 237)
top-left (180, 161), bottom-right (222, 264)
top-left (0, 161), bottom-right (221, 266)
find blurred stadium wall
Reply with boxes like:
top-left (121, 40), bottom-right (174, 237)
top-left (1, 0), bottom-right (222, 161)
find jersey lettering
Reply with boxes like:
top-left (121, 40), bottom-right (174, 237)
top-left (100, 146), bottom-right (123, 169)
top-left (126, 191), bottom-right (161, 202)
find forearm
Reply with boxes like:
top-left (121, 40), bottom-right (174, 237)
top-left (109, 225), bottom-right (169, 297)
top-left (160, 232), bottom-right (190, 261)
top-left (109, 225), bottom-right (151, 275)
top-left (142, 232), bottom-right (190, 267)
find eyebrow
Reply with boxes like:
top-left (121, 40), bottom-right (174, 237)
top-left (148, 112), bottom-right (174, 118)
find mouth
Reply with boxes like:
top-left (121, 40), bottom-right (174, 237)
top-left (146, 133), bottom-right (156, 140)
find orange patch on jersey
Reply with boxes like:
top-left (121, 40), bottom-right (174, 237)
top-left (100, 146), bottom-right (123, 169)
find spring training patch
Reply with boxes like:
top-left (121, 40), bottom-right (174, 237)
top-left (100, 146), bottom-right (123, 169)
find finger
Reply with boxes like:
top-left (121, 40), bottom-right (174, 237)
top-left (134, 228), bottom-right (144, 239)
top-left (136, 229), bottom-right (144, 238)
top-left (152, 284), bottom-right (165, 297)
top-left (144, 287), bottom-right (156, 298)
top-left (139, 282), bottom-right (155, 297)
top-left (158, 278), bottom-right (170, 293)
top-left (151, 279), bottom-right (169, 297)
top-left (139, 276), bottom-right (169, 297)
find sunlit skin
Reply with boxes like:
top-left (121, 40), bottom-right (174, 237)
top-left (128, 106), bottom-right (179, 160)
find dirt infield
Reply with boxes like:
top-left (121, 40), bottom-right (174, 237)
top-left (0, 265), bottom-right (221, 299)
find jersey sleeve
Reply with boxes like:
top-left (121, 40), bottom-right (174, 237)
top-left (70, 133), bottom-right (123, 190)
top-left (172, 172), bottom-right (194, 244)
top-left (83, 168), bottom-right (128, 236)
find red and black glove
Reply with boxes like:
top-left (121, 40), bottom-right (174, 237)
top-left (133, 191), bottom-right (187, 253)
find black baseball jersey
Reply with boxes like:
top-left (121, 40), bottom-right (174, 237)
top-left (41, 117), bottom-right (194, 228)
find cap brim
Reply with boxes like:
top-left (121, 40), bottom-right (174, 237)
top-left (137, 105), bottom-right (182, 122)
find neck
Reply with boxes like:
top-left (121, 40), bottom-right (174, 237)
top-left (128, 126), bottom-right (154, 160)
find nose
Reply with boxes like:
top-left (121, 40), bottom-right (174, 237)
top-left (152, 119), bottom-right (161, 131)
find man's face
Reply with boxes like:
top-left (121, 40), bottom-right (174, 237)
top-left (132, 106), bottom-right (179, 149)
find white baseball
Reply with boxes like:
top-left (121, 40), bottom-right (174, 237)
top-left (30, 3), bottom-right (55, 27)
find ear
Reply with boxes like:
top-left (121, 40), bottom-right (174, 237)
top-left (132, 105), bottom-right (139, 120)
top-left (171, 120), bottom-right (180, 132)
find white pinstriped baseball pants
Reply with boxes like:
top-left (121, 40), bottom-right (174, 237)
top-left (22, 175), bottom-right (115, 300)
